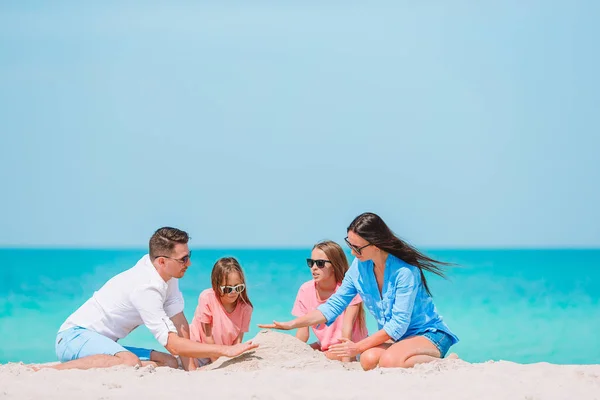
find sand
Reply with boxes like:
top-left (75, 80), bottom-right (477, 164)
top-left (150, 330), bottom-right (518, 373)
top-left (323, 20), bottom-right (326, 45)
top-left (1, 331), bottom-right (599, 400)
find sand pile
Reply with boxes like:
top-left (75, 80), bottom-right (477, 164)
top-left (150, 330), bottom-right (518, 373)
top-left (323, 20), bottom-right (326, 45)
top-left (204, 330), bottom-right (356, 372)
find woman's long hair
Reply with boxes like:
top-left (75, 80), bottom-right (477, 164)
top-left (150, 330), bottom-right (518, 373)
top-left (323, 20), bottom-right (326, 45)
top-left (313, 240), bottom-right (366, 332)
top-left (347, 212), bottom-right (450, 296)
top-left (211, 257), bottom-right (253, 308)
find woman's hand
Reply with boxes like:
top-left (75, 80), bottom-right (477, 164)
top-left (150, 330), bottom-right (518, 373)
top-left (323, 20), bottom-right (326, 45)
top-left (328, 338), bottom-right (360, 358)
top-left (257, 320), bottom-right (295, 330)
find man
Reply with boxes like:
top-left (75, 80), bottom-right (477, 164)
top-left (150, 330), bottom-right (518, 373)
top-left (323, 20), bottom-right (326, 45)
top-left (50, 227), bottom-right (257, 370)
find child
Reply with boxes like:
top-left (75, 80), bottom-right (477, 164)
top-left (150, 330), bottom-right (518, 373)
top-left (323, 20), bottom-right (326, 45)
top-left (292, 240), bottom-right (368, 361)
top-left (189, 257), bottom-right (253, 368)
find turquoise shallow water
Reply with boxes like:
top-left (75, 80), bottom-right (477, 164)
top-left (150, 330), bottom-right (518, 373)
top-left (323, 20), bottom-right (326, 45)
top-left (1, 248), bottom-right (598, 364)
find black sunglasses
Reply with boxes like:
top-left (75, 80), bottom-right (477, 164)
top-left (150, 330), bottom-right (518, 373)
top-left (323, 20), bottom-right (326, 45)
top-left (344, 237), bottom-right (372, 255)
top-left (154, 250), bottom-right (192, 264)
top-left (306, 258), bottom-right (331, 268)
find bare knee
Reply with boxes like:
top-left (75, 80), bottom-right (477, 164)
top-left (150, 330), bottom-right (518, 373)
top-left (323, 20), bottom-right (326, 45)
top-left (360, 349), bottom-right (381, 371)
top-left (379, 352), bottom-right (407, 368)
top-left (115, 351), bottom-right (142, 367)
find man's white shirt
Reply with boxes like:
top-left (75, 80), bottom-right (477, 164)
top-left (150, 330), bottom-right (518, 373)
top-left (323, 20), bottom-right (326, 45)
top-left (59, 255), bottom-right (184, 346)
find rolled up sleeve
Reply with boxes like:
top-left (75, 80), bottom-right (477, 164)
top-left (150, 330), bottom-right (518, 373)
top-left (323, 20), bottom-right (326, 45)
top-left (317, 273), bottom-right (358, 326)
top-left (383, 268), bottom-right (418, 341)
top-left (130, 285), bottom-right (178, 346)
top-left (164, 279), bottom-right (185, 318)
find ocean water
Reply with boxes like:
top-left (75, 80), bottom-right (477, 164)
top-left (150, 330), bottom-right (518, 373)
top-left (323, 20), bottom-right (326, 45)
top-left (0, 248), bottom-right (598, 365)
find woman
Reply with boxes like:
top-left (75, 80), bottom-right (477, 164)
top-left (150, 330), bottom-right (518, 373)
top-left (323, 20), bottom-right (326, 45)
top-left (259, 212), bottom-right (458, 370)
top-left (292, 241), bottom-right (368, 361)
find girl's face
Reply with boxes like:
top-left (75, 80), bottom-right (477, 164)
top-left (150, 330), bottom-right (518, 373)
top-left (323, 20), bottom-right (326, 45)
top-left (219, 271), bottom-right (244, 305)
top-left (308, 248), bottom-right (335, 284)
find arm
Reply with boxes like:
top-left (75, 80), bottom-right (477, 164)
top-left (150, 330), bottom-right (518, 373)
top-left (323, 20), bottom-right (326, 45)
top-left (234, 333), bottom-right (244, 344)
top-left (341, 304), bottom-right (360, 340)
top-left (170, 312), bottom-right (194, 371)
top-left (259, 308), bottom-right (327, 330)
top-left (329, 328), bottom-right (392, 358)
top-left (201, 322), bottom-right (219, 362)
top-left (295, 327), bottom-right (310, 343)
top-left (339, 301), bottom-right (361, 362)
top-left (317, 268), bottom-right (358, 326)
top-left (164, 332), bottom-right (258, 359)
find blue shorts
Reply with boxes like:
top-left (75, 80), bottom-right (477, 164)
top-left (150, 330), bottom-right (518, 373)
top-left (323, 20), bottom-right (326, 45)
top-left (421, 330), bottom-right (454, 358)
top-left (56, 326), bottom-right (153, 362)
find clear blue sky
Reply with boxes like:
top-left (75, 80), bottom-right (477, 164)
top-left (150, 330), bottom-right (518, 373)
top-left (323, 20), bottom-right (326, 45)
top-left (1, 1), bottom-right (598, 248)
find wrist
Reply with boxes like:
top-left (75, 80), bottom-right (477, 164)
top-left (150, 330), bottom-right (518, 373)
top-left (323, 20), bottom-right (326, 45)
top-left (355, 341), bottom-right (367, 354)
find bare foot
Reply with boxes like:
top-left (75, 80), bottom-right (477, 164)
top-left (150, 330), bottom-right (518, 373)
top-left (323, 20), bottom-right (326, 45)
top-left (446, 353), bottom-right (459, 360)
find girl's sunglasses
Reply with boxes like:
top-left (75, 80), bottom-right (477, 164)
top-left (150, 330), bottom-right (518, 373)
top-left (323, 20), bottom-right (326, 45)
top-left (220, 283), bottom-right (246, 295)
top-left (306, 258), bottom-right (331, 268)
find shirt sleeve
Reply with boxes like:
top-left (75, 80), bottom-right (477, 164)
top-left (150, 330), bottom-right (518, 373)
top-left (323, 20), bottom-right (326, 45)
top-left (241, 305), bottom-right (252, 333)
top-left (197, 291), bottom-right (213, 324)
top-left (130, 284), bottom-right (178, 346)
top-left (317, 265), bottom-right (358, 326)
top-left (382, 268), bottom-right (418, 341)
top-left (163, 278), bottom-right (185, 318)
top-left (291, 286), bottom-right (307, 317)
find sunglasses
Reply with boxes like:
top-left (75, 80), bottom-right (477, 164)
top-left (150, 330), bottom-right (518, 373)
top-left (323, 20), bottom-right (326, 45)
top-left (344, 237), bottom-right (372, 255)
top-left (154, 250), bottom-right (192, 264)
top-left (306, 258), bottom-right (332, 268)
top-left (220, 283), bottom-right (246, 295)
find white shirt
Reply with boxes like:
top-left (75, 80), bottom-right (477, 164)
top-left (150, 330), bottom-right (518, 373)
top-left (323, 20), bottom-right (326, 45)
top-left (59, 255), bottom-right (184, 346)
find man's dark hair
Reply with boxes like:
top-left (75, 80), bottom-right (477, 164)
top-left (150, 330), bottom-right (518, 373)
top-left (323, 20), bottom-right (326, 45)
top-left (149, 227), bottom-right (189, 259)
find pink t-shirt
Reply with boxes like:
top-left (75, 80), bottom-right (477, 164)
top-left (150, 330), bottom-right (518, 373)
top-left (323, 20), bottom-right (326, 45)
top-left (292, 280), bottom-right (368, 351)
top-left (190, 289), bottom-right (253, 346)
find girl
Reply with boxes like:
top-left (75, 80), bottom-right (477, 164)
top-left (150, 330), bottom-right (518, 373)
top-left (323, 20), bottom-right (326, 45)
top-left (189, 257), bottom-right (253, 369)
top-left (260, 212), bottom-right (459, 370)
top-left (292, 241), bottom-right (368, 362)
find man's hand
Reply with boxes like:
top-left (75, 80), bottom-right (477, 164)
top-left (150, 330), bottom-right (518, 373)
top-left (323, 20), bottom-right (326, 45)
top-left (257, 320), bottom-right (294, 330)
top-left (223, 341), bottom-right (259, 358)
top-left (328, 338), bottom-right (360, 358)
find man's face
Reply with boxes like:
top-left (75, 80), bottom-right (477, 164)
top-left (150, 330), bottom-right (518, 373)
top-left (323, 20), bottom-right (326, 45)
top-left (162, 243), bottom-right (192, 279)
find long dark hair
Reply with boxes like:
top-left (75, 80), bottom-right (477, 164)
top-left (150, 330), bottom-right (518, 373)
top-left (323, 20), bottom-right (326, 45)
top-left (347, 212), bottom-right (450, 296)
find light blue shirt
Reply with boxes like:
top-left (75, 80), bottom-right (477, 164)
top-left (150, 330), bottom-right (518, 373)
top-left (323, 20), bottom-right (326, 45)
top-left (317, 254), bottom-right (459, 344)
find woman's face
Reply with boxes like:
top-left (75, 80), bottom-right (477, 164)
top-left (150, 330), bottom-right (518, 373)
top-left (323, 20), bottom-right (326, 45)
top-left (309, 248), bottom-right (335, 284)
top-left (346, 230), bottom-right (376, 261)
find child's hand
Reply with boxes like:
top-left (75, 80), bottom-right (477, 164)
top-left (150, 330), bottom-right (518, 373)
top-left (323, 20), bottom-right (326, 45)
top-left (224, 341), bottom-right (259, 358)
top-left (257, 320), bottom-right (294, 330)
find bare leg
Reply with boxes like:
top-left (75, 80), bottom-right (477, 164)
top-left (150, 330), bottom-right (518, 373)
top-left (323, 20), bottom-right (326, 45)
top-left (379, 336), bottom-right (441, 368)
top-left (44, 351), bottom-right (141, 371)
top-left (149, 350), bottom-right (179, 369)
top-left (360, 343), bottom-right (391, 371)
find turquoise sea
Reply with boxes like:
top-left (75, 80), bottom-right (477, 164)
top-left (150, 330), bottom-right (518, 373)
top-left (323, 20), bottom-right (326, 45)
top-left (1, 249), bottom-right (598, 365)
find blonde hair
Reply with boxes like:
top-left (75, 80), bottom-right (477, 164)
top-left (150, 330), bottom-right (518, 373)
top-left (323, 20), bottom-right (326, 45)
top-left (211, 257), bottom-right (253, 308)
top-left (312, 241), bottom-right (366, 332)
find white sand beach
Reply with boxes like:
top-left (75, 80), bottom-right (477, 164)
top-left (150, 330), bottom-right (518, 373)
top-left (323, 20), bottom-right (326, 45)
top-left (1, 331), bottom-right (598, 400)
